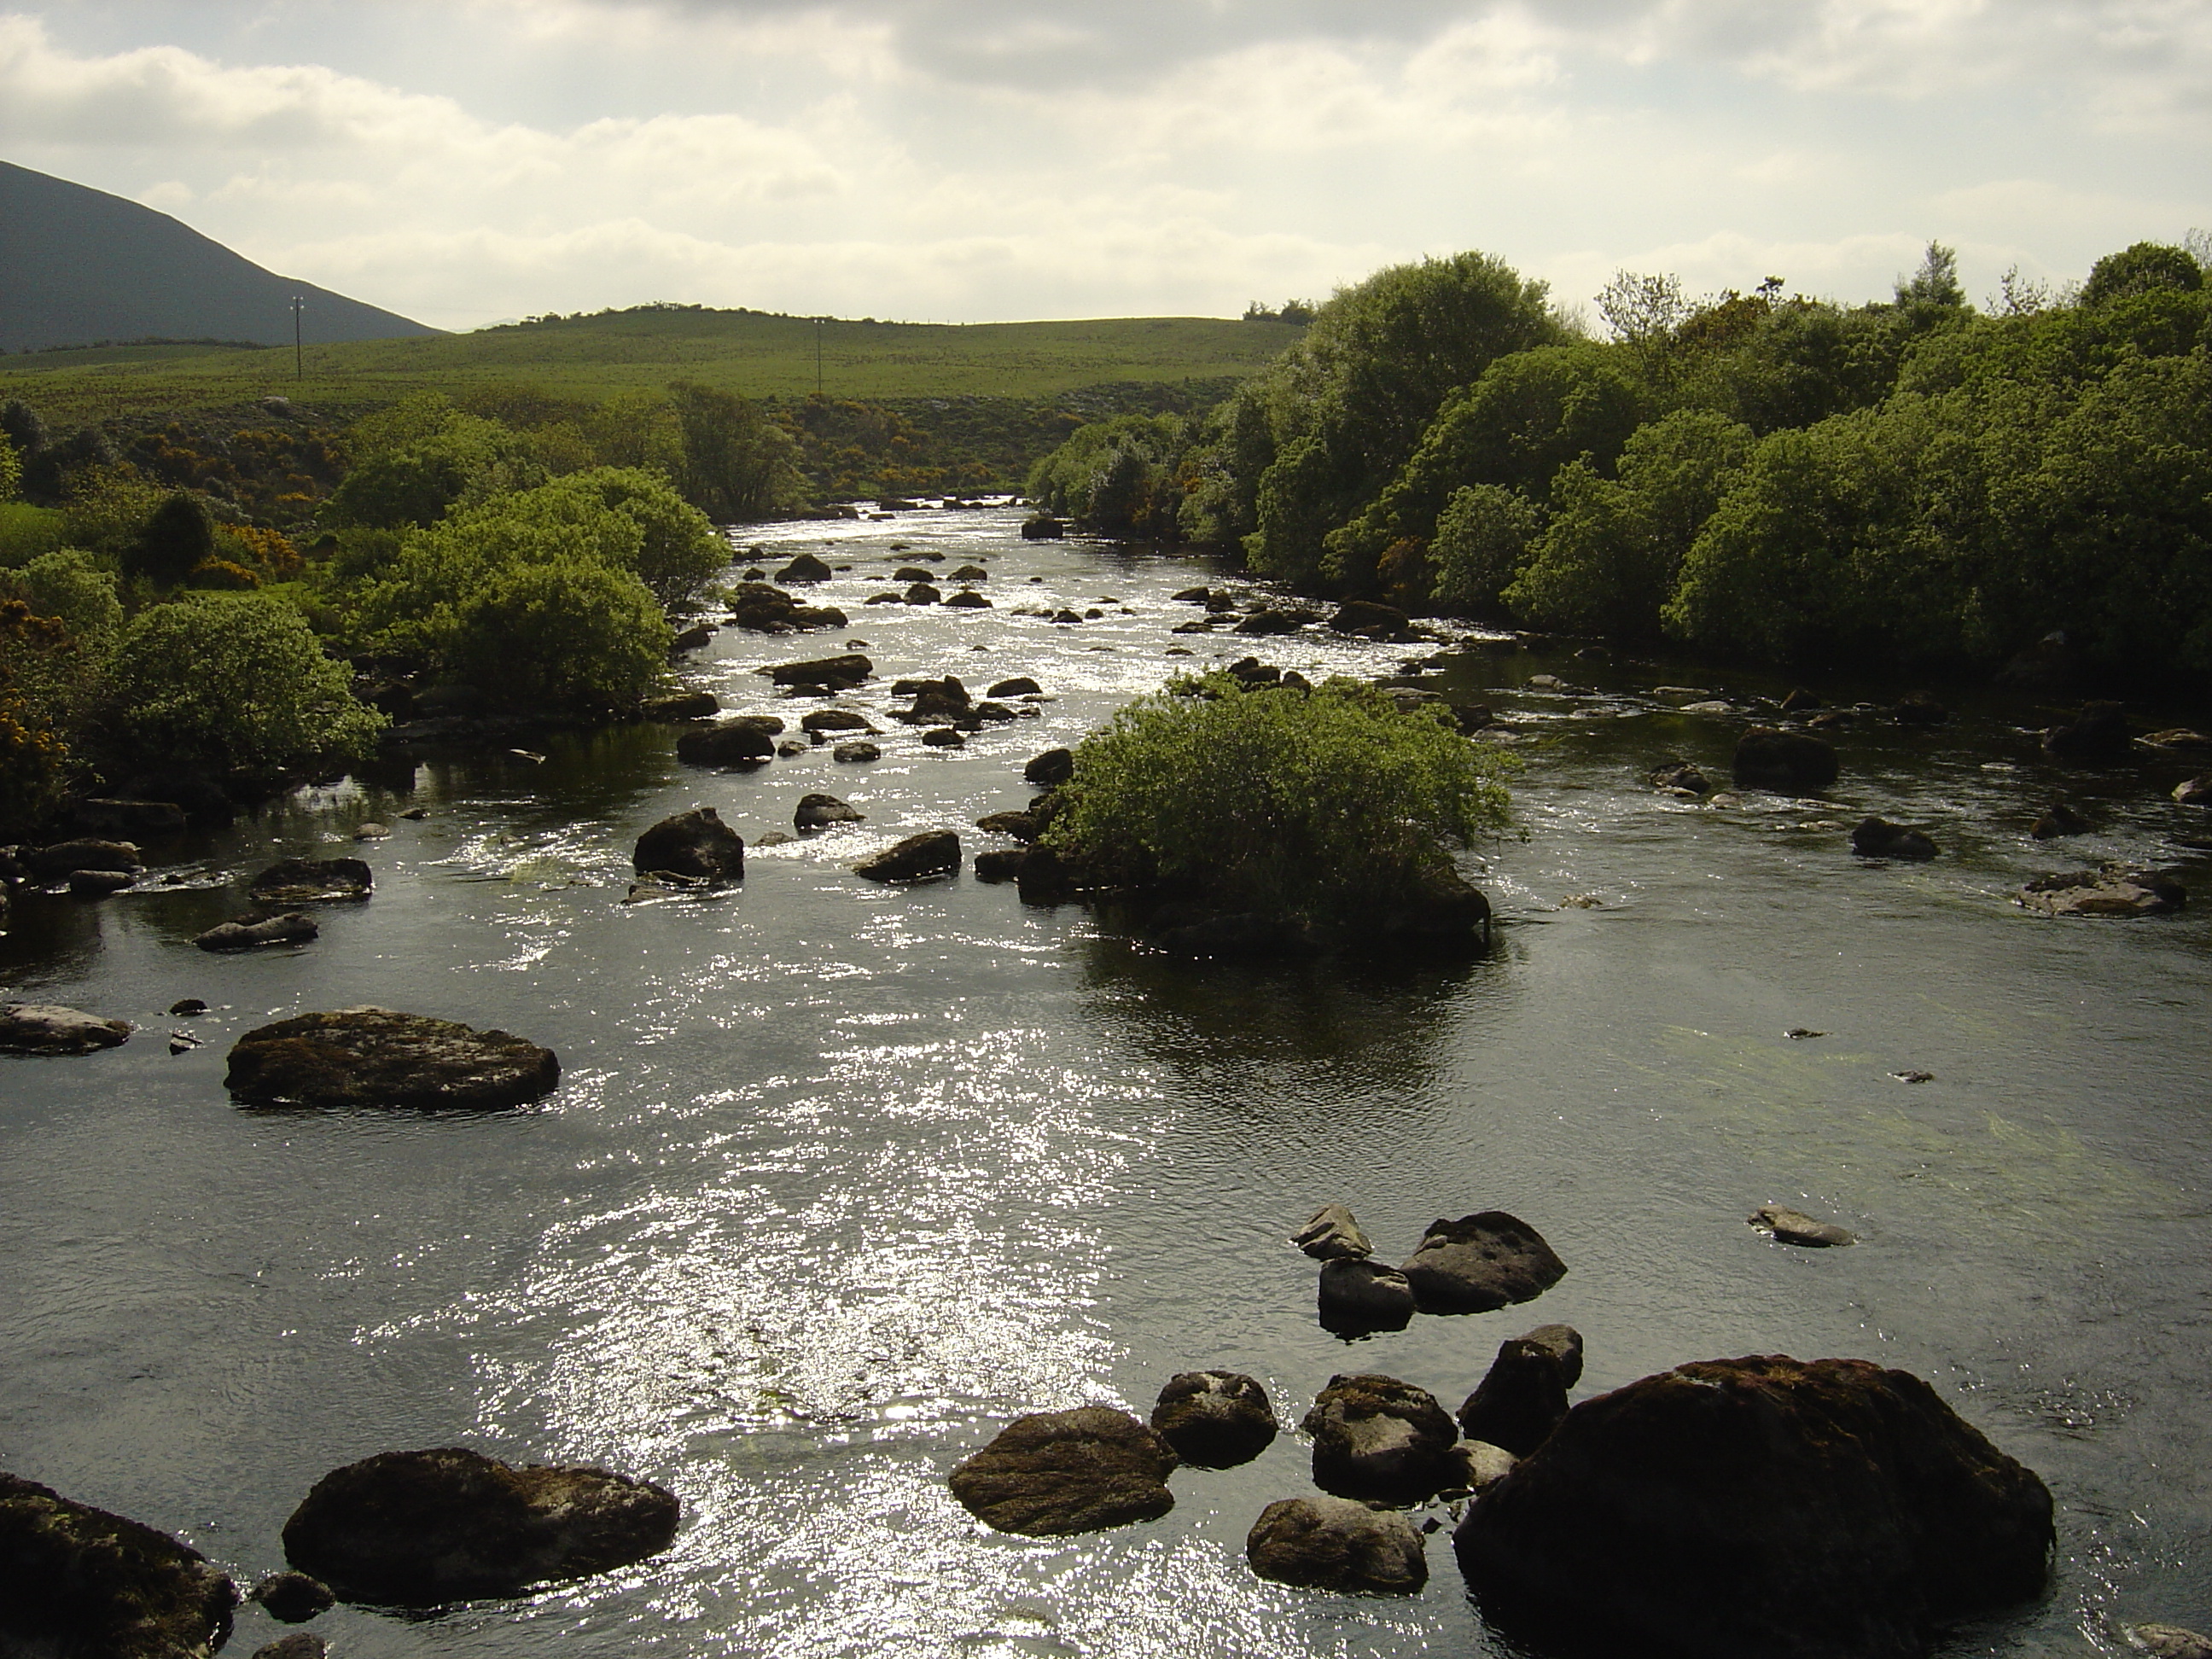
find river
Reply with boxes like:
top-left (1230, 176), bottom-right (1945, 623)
top-left (3, 504), bottom-right (2209, 1657)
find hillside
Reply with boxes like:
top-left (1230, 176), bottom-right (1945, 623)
top-left (0, 301), bottom-right (1306, 420)
top-left (0, 160), bottom-right (439, 353)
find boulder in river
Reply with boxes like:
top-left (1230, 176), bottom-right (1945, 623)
top-left (1732, 728), bottom-right (1840, 792)
top-left (226, 1009), bottom-right (560, 1109)
top-left (2043, 701), bottom-right (2132, 761)
top-left (1518, 1323), bottom-right (1585, 1387)
top-left (1293, 1202), bottom-right (1372, 1260)
top-left (642, 690), bottom-right (720, 722)
top-left (674, 722), bottom-right (775, 767)
top-left (0, 1003), bottom-right (131, 1055)
top-left (1850, 817), bottom-right (1940, 860)
top-left (248, 1570), bottom-right (334, 1623)
top-left (795, 793), bottom-right (864, 830)
top-left (1317, 1257), bottom-right (1416, 1334)
top-left (1446, 1439), bottom-right (1518, 1494)
top-left (1890, 691), bottom-right (1950, 725)
top-left (1647, 760), bottom-right (1710, 795)
top-left (1245, 1497), bottom-right (1428, 1597)
top-left (831, 741), bottom-right (880, 763)
top-left (853, 830), bottom-right (961, 882)
top-left (2139, 729), bottom-right (2212, 753)
top-left (1399, 1211), bottom-right (1567, 1315)
top-left (775, 551), bottom-right (834, 584)
top-left (282, 1447), bottom-right (678, 1605)
top-left (1453, 1354), bottom-right (2055, 1659)
top-left (2017, 864), bottom-right (2185, 917)
top-left (987, 677), bottom-right (1041, 698)
top-left (948, 1407), bottom-right (1177, 1535)
top-left (1019, 514), bottom-right (1064, 540)
top-left (975, 809), bottom-right (1041, 842)
top-left (1150, 1371), bottom-right (1277, 1469)
top-left (2173, 774), bottom-right (2212, 806)
top-left (1023, 748), bottom-right (1074, 787)
top-left (944, 589), bottom-right (991, 608)
top-left (25, 837), bottom-right (142, 881)
top-left (2031, 798), bottom-right (2091, 839)
top-left (800, 708), bottom-right (876, 736)
top-left (2127, 1626), bottom-right (2212, 1658)
top-left (1302, 1374), bottom-right (1459, 1505)
top-left (67, 867), bottom-right (137, 895)
top-left (1328, 600), bottom-right (1410, 638)
top-left (252, 1635), bottom-right (325, 1659)
top-left (765, 652), bottom-right (871, 689)
top-left (973, 847), bottom-right (1027, 882)
top-left (1750, 1202), bottom-right (1857, 1247)
top-left (195, 912), bottom-right (318, 952)
top-left (248, 858), bottom-right (372, 902)
top-left (1457, 1337), bottom-right (1572, 1458)
top-left (634, 807), bottom-right (745, 883)
top-left (0, 1470), bottom-right (238, 1657)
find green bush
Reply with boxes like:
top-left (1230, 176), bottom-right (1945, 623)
top-left (1027, 414), bottom-right (1187, 536)
top-left (17, 549), bottom-right (122, 645)
top-left (532, 467), bottom-right (726, 606)
top-left (1045, 675), bottom-right (1513, 927)
top-left (1429, 484), bottom-right (1544, 615)
top-left (102, 592), bottom-right (386, 774)
top-left (446, 559), bottom-right (672, 713)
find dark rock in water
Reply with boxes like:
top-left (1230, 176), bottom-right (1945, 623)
top-left (1015, 844), bottom-right (1078, 905)
top-left (1891, 691), bottom-right (1950, 725)
top-left (1458, 1338), bottom-right (1572, 1458)
top-left (987, 677), bottom-right (1041, 698)
top-left (352, 822), bottom-right (390, 841)
top-left (1369, 865), bottom-right (1492, 952)
top-left (0, 1003), bottom-right (131, 1055)
top-left (973, 847), bottom-right (1028, 882)
top-left (248, 858), bottom-right (372, 902)
top-left (1024, 748), bottom-right (1074, 787)
top-left (795, 793), bottom-right (864, 830)
top-left (196, 912), bottom-right (317, 952)
top-left (904, 583), bottom-right (941, 605)
top-left (1732, 727), bottom-right (1840, 792)
top-left (249, 1570), bottom-right (334, 1623)
top-left (949, 565), bottom-right (990, 582)
top-left (2044, 701), bottom-right (2133, 761)
top-left (282, 1447), bottom-right (678, 1605)
top-left (252, 1635), bottom-right (327, 1659)
top-left (2031, 798), bottom-right (2091, 839)
top-left (901, 678), bottom-right (972, 720)
top-left (944, 589), bottom-right (991, 608)
top-left (1245, 1497), bottom-right (1427, 1597)
top-left (170, 998), bottom-right (209, 1016)
top-left (71, 798), bottom-right (187, 837)
top-left (1151, 910), bottom-right (1317, 958)
top-left (921, 727), bottom-right (965, 748)
top-left (634, 807), bottom-right (745, 883)
top-left (675, 722), bottom-right (776, 766)
top-left (1171, 585), bottom-right (1213, 603)
top-left (1019, 514), bottom-right (1064, 540)
top-left (1234, 608), bottom-right (1302, 636)
top-left (1750, 1203), bottom-right (1857, 1247)
top-left (777, 739), bottom-right (808, 757)
top-left (26, 837), bottom-right (142, 880)
top-left (1779, 688), bottom-right (1821, 713)
top-left (0, 1470), bottom-right (238, 1657)
top-left (1399, 1212), bottom-right (1566, 1314)
top-left (765, 652), bottom-right (870, 688)
top-left (1851, 817), bottom-right (1939, 860)
top-left (1302, 1374), bottom-right (1459, 1504)
top-left (643, 690), bottom-right (720, 722)
top-left (2018, 864), bottom-right (2185, 917)
top-left (1328, 600), bottom-right (1410, 637)
top-left (226, 1009), bottom-right (560, 1109)
top-left (1292, 1202), bottom-right (1371, 1260)
top-left (891, 567), bottom-right (933, 583)
top-left (2174, 774), bottom-right (2212, 806)
top-left (2140, 728), bottom-right (2212, 753)
top-left (853, 830), bottom-right (961, 882)
top-left (1150, 1371), bottom-right (1278, 1468)
top-left (948, 1407), bottom-right (1176, 1535)
top-left (669, 622), bottom-right (714, 653)
top-left (1318, 1257), bottom-right (1416, 1334)
top-left (1648, 760), bottom-right (1709, 795)
top-left (1518, 1323), bottom-right (1585, 1388)
top-left (975, 809), bottom-right (1040, 842)
top-left (800, 708), bottom-right (876, 735)
top-left (67, 867), bottom-right (137, 895)
top-left (776, 552), bottom-right (834, 583)
top-left (725, 580), bottom-right (845, 633)
top-left (2127, 1625), bottom-right (2212, 1658)
top-left (1454, 1354), bottom-right (2056, 1659)
top-left (831, 741), bottom-right (880, 763)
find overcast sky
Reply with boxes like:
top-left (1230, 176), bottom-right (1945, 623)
top-left (4, 1), bottom-right (2209, 332)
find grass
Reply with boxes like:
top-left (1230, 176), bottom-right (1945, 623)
top-left (0, 306), bottom-right (1307, 422)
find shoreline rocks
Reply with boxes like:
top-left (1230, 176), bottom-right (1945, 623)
top-left (225, 1008), bottom-right (560, 1109)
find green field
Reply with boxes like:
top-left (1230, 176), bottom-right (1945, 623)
top-left (0, 306), bottom-right (1307, 421)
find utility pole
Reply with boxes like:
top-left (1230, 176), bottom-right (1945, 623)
top-left (292, 294), bottom-right (305, 381)
top-left (815, 315), bottom-right (824, 397)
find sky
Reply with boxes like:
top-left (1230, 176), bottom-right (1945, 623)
top-left (3, 1), bottom-right (2209, 333)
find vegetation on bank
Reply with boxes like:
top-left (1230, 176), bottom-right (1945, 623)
top-left (1042, 673), bottom-right (1514, 929)
top-left (1031, 238), bottom-right (2212, 687)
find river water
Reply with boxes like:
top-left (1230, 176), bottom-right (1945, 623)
top-left (3, 505), bottom-right (2209, 1658)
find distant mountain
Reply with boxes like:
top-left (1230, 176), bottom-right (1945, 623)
top-left (0, 160), bottom-right (440, 352)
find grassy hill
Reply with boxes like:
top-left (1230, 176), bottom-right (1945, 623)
top-left (1, 303), bottom-right (1306, 422)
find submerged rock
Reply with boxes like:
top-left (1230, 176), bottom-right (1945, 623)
top-left (1246, 1497), bottom-right (1427, 1597)
top-left (1150, 1371), bottom-right (1277, 1469)
top-left (1850, 817), bottom-right (1939, 860)
top-left (247, 858), bottom-right (372, 903)
top-left (226, 1009), bottom-right (560, 1109)
top-left (948, 1407), bottom-right (1176, 1535)
top-left (1293, 1203), bottom-right (1372, 1260)
top-left (1456, 1337), bottom-right (1572, 1458)
top-left (0, 1003), bottom-right (131, 1055)
top-left (675, 723), bottom-right (776, 767)
top-left (1318, 1257), bottom-right (1417, 1335)
top-left (1750, 1203), bottom-right (1857, 1247)
top-left (1398, 1211), bottom-right (1567, 1314)
top-left (1302, 1374), bottom-right (1459, 1505)
top-left (633, 807), bottom-right (745, 883)
top-left (1732, 728), bottom-right (1839, 792)
top-left (2031, 798), bottom-right (2091, 839)
top-left (282, 1447), bottom-right (678, 1605)
top-left (195, 912), bottom-right (318, 952)
top-left (0, 1471), bottom-right (237, 1657)
top-left (1454, 1355), bottom-right (2055, 1659)
top-left (853, 830), bottom-right (960, 882)
top-left (24, 837), bottom-right (142, 881)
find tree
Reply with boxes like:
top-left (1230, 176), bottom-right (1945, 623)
top-left (532, 467), bottom-right (726, 606)
top-left (1429, 485), bottom-right (1544, 614)
top-left (445, 559), bottom-right (671, 713)
top-left (2080, 242), bottom-right (2204, 308)
top-left (1895, 242), bottom-right (1965, 309)
top-left (1027, 414), bottom-right (1186, 537)
top-left (667, 382), bottom-right (804, 521)
top-left (122, 492), bottom-right (216, 588)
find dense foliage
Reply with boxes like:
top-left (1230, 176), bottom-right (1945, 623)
top-left (1044, 674), bottom-right (1514, 928)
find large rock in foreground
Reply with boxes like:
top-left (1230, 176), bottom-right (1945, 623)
top-left (948, 1407), bottom-right (1177, 1536)
top-left (1246, 1496), bottom-right (1427, 1597)
top-left (1399, 1211), bottom-right (1566, 1314)
top-left (1301, 1374), bottom-right (1458, 1504)
top-left (0, 1003), bottom-right (131, 1055)
top-left (1455, 1355), bottom-right (2054, 1659)
top-left (633, 808), bottom-right (745, 883)
top-left (226, 1009), bottom-right (559, 1109)
top-left (0, 1470), bottom-right (237, 1657)
top-left (282, 1447), bottom-right (678, 1605)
